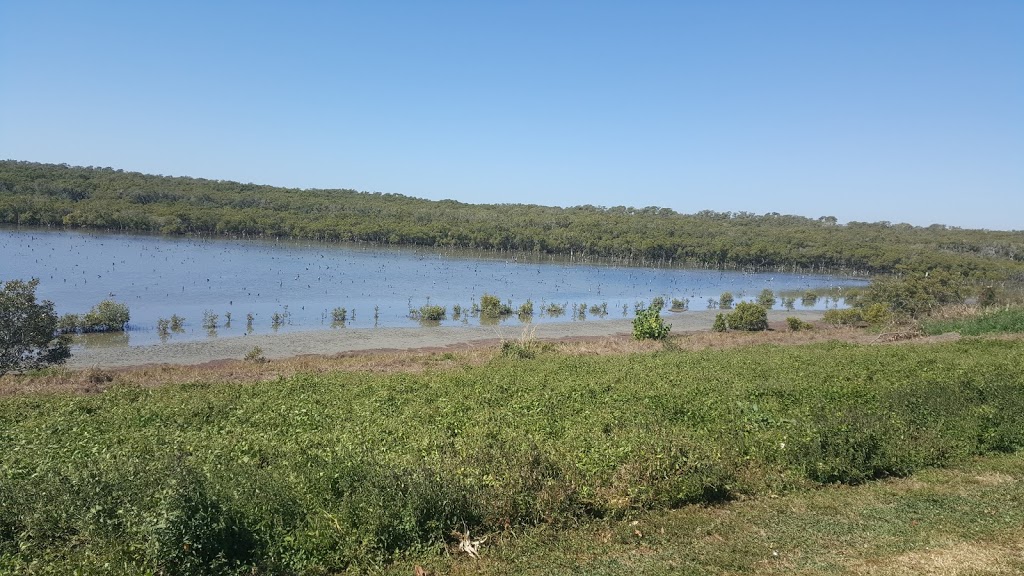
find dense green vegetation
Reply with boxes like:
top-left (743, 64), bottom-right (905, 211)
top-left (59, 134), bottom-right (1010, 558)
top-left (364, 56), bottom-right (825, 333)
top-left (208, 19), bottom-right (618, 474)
top-left (3, 161), bottom-right (1023, 278)
top-left (391, 451), bottom-right (1024, 575)
top-left (0, 279), bottom-right (70, 375)
top-left (1, 340), bottom-right (1022, 573)
top-left (923, 307), bottom-right (1024, 336)
top-left (56, 299), bottom-right (131, 334)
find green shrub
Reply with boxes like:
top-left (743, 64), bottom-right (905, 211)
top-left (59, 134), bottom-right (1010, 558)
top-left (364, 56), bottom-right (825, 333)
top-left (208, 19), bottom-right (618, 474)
top-left (802, 291), bottom-right (819, 307)
top-left (757, 289), bottom-right (776, 309)
top-left (410, 305), bottom-right (446, 322)
top-left (650, 296), bottom-right (665, 313)
top-left (58, 299), bottom-right (131, 333)
top-left (719, 292), bottom-right (734, 309)
top-left (726, 302), bottom-right (768, 331)
top-left (859, 272), bottom-right (966, 319)
top-left (632, 304), bottom-right (671, 340)
top-left (331, 307), bottom-right (348, 322)
top-left (518, 299), bottom-right (534, 318)
top-left (545, 302), bottom-right (566, 317)
top-left (0, 278), bottom-right (71, 374)
top-left (862, 303), bottom-right (893, 327)
top-left (57, 313), bottom-right (82, 333)
top-left (670, 298), bottom-right (689, 311)
top-left (480, 293), bottom-right (512, 319)
top-left (84, 300), bottom-right (130, 332)
top-left (786, 317), bottom-right (812, 331)
top-left (823, 308), bottom-right (863, 326)
top-left (712, 313), bottom-right (727, 332)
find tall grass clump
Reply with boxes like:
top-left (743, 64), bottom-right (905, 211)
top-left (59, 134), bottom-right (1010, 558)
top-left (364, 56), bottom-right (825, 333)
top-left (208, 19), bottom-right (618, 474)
top-left (1, 340), bottom-right (1022, 572)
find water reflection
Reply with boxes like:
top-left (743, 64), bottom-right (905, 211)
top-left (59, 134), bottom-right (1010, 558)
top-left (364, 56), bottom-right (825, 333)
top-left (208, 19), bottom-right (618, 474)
top-left (3, 227), bottom-right (868, 346)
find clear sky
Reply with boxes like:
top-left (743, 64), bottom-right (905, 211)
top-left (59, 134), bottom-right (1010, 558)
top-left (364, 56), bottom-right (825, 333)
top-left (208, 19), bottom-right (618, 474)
top-left (2, 1), bottom-right (1021, 230)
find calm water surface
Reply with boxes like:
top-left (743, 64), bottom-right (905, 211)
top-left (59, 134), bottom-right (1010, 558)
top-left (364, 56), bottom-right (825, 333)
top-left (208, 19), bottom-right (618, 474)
top-left (1, 228), bottom-right (866, 346)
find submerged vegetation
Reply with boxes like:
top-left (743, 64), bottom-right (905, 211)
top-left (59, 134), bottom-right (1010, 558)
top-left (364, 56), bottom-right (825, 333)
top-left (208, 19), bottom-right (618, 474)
top-left (3, 161), bottom-right (1023, 278)
top-left (56, 299), bottom-right (130, 334)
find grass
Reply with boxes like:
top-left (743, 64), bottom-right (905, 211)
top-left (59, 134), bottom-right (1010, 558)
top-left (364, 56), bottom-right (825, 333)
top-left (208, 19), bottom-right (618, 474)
top-left (923, 307), bottom-right (1024, 336)
top-left (388, 451), bottom-right (1024, 575)
top-left (0, 338), bottom-right (1023, 573)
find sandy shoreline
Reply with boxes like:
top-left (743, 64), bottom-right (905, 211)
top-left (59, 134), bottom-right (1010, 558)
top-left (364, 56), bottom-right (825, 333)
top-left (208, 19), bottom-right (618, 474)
top-left (67, 309), bottom-right (826, 369)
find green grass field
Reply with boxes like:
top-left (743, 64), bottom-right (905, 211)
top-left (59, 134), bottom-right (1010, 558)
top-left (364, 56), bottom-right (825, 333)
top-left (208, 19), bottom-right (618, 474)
top-left (1, 339), bottom-right (1023, 574)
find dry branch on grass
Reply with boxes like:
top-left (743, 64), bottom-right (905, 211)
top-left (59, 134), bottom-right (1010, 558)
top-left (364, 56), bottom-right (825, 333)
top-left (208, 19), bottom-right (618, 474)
top-left (452, 524), bottom-right (487, 559)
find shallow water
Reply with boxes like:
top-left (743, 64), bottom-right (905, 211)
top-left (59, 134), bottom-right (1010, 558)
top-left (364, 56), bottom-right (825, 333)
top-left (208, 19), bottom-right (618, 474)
top-left (1, 228), bottom-right (866, 346)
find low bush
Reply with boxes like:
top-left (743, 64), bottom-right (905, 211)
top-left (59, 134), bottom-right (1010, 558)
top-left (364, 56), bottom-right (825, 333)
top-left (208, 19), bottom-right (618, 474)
top-left (802, 292), bottom-right (819, 307)
top-left (518, 299), bottom-right (534, 318)
top-left (480, 293), bottom-right (512, 319)
top-left (719, 292), bottom-right (734, 309)
top-left (331, 307), bottom-right (348, 322)
top-left (757, 289), bottom-right (775, 309)
top-left (410, 305), bottom-right (446, 322)
top-left (786, 317), bottom-right (812, 331)
top-left (712, 313), bottom-right (727, 332)
top-left (632, 304), bottom-right (671, 340)
top-left (823, 308), bottom-right (863, 326)
top-left (58, 299), bottom-right (131, 333)
top-left (726, 302), bottom-right (768, 331)
top-left (545, 302), bottom-right (566, 317)
top-left (670, 298), bottom-right (689, 312)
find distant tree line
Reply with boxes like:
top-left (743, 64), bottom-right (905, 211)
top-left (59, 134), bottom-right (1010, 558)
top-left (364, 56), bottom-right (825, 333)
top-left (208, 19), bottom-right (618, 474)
top-left (2, 160), bottom-right (1022, 279)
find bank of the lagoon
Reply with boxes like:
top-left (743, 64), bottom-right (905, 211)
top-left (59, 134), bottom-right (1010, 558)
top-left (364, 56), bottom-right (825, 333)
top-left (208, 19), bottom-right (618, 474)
top-left (3, 228), bottom-right (864, 347)
top-left (62, 310), bottom-right (825, 368)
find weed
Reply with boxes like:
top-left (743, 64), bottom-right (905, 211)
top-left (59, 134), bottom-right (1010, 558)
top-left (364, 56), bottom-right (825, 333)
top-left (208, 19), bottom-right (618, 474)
top-left (244, 346), bottom-right (268, 364)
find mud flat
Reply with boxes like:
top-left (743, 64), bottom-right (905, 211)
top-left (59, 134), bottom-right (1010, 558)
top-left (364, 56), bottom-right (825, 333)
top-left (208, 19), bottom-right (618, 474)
top-left (66, 310), bottom-right (825, 368)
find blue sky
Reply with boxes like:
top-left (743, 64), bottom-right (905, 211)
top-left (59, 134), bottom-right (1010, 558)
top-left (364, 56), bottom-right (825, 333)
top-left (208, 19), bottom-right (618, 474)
top-left (1, 1), bottom-right (1021, 230)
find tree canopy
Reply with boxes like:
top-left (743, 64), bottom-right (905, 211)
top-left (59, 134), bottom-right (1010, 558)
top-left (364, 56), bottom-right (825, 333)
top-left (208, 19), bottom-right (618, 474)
top-left (2, 160), bottom-right (1022, 280)
top-left (0, 278), bottom-right (71, 374)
